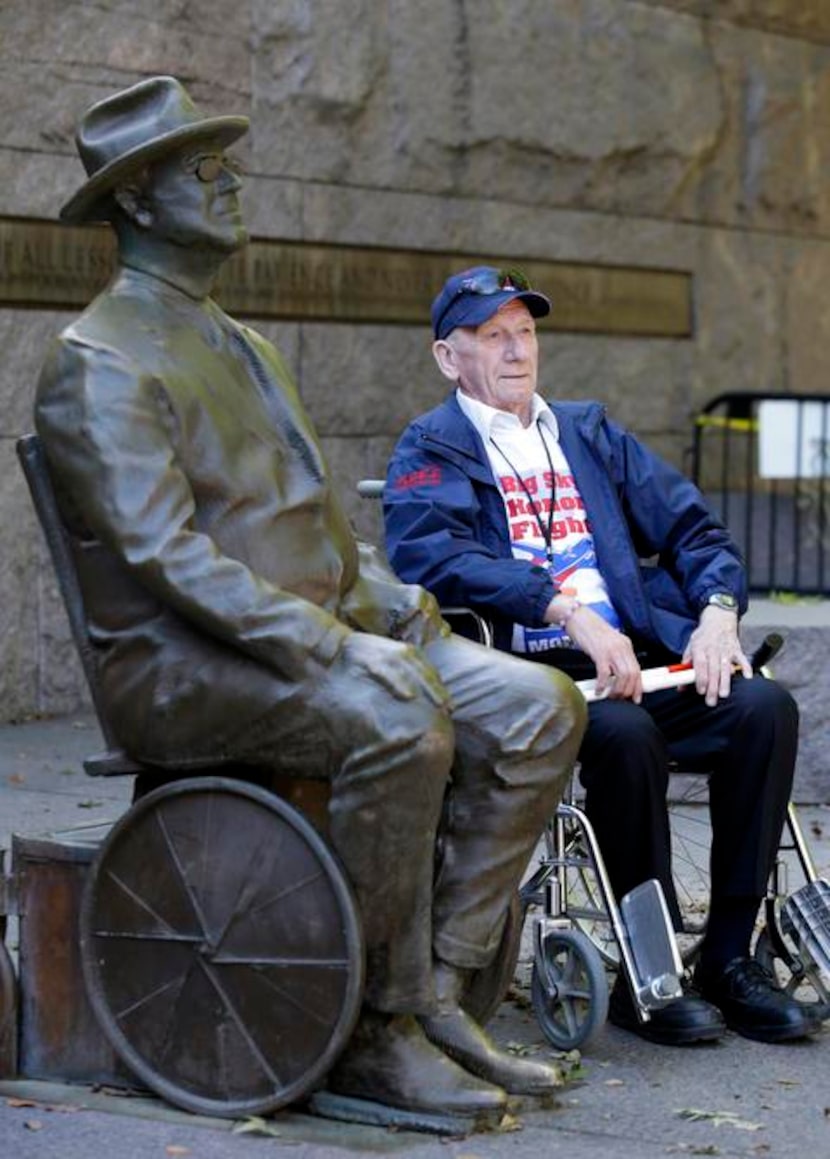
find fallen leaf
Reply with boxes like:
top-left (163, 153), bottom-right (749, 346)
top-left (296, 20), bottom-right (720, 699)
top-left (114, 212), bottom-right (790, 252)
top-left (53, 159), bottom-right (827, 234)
top-left (675, 1108), bottom-right (763, 1131)
top-left (24, 1120), bottom-right (43, 1131)
top-left (231, 1117), bottom-right (282, 1138)
top-left (775, 1078), bottom-right (799, 1086)
top-left (495, 1112), bottom-right (522, 1133)
top-left (166, 1148), bottom-right (190, 1156)
top-left (77, 800), bottom-right (103, 809)
top-left (605, 1078), bottom-right (625, 1087)
top-left (6, 1098), bottom-right (38, 1108)
top-left (566, 1065), bottom-right (589, 1082)
top-left (7, 774), bottom-right (25, 785)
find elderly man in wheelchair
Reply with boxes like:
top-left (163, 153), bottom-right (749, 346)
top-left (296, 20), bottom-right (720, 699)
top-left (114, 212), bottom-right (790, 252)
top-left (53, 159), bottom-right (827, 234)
top-left (383, 265), bottom-right (823, 1048)
top-left (30, 78), bottom-right (588, 1123)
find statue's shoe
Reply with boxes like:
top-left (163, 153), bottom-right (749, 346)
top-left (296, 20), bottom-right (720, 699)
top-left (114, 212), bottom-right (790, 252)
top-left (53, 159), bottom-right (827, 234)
top-left (326, 1011), bottom-right (508, 1119)
top-left (418, 958), bottom-right (562, 1096)
top-left (420, 1005), bottom-right (562, 1095)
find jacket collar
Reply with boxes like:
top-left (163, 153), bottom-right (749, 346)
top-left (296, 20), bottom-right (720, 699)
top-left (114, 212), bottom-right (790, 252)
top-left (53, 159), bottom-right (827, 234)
top-left (417, 393), bottom-right (605, 472)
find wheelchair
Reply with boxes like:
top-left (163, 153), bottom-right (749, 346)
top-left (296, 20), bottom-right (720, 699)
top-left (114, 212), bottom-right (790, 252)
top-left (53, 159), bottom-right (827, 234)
top-left (519, 713), bottom-right (830, 1052)
top-left (359, 478), bottom-right (830, 1054)
top-left (0, 437), bottom-right (520, 1120)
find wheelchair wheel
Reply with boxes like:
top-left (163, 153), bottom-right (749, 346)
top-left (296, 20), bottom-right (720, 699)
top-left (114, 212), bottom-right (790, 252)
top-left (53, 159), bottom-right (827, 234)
top-left (562, 777), bottom-right (712, 969)
top-left (531, 927), bottom-right (608, 1051)
top-left (80, 777), bottom-right (364, 1118)
top-left (666, 776), bottom-right (711, 963)
top-left (753, 927), bottom-right (830, 1017)
top-left (462, 891), bottom-right (523, 1025)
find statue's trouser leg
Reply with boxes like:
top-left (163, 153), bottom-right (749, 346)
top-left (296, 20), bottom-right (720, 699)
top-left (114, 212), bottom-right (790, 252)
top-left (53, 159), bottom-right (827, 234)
top-left (422, 636), bottom-right (586, 973)
top-left (323, 634), bottom-right (584, 1013)
top-left (129, 632), bottom-right (584, 1015)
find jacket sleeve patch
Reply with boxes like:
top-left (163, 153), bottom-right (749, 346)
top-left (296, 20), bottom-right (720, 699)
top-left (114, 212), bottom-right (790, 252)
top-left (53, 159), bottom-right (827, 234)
top-left (394, 466), bottom-right (442, 490)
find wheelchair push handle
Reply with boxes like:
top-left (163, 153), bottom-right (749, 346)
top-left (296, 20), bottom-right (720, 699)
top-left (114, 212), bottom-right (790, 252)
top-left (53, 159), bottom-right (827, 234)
top-left (749, 631), bottom-right (784, 673)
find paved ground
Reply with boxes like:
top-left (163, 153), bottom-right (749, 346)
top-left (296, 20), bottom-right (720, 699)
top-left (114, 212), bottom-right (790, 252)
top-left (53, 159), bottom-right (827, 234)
top-left (1, 712), bottom-right (830, 1158)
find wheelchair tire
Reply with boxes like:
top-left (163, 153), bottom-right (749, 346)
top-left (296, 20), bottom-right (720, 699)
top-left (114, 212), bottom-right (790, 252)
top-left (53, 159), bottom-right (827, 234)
top-left (80, 777), bottom-right (364, 1118)
top-left (531, 927), bottom-right (608, 1051)
top-left (753, 926), bottom-right (830, 1017)
top-left (562, 777), bottom-right (712, 970)
top-left (462, 891), bottom-right (523, 1025)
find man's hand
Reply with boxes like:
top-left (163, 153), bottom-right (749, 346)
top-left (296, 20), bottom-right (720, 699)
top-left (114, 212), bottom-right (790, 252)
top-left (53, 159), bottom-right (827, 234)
top-left (545, 598), bottom-right (643, 702)
top-left (683, 605), bottom-right (752, 707)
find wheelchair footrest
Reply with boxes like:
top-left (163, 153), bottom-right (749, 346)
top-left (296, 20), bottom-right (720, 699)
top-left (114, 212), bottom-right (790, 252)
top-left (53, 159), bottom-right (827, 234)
top-left (781, 878), bottom-right (830, 978)
top-left (619, 880), bottom-right (684, 1011)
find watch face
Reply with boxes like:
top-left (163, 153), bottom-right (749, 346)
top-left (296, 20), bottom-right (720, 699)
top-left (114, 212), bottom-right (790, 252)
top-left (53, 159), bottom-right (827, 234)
top-left (708, 592), bottom-right (738, 611)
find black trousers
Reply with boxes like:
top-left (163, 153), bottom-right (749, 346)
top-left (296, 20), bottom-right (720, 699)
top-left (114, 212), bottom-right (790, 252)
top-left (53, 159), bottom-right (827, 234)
top-left (533, 648), bottom-right (798, 925)
top-left (577, 677), bottom-right (798, 925)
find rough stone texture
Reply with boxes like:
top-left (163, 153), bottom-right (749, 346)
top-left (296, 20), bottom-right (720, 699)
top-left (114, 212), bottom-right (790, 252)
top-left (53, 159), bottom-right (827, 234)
top-left (0, 0), bottom-right (828, 765)
top-left (742, 613), bottom-right (830, 802)
top-left (642, 2), bottom-right (830, 45)
top-left (0, 438), bottom-right (40, 721)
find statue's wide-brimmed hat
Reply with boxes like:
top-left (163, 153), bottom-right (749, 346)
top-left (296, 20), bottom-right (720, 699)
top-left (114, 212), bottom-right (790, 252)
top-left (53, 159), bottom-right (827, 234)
top-left (60, 76), bottom-right (249, 223)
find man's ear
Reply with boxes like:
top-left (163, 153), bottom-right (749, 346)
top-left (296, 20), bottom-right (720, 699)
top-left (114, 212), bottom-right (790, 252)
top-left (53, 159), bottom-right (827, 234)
top-left (432, 339), bottom-right (460, 383)
top-left (113, 183), bottom-right (153, 229)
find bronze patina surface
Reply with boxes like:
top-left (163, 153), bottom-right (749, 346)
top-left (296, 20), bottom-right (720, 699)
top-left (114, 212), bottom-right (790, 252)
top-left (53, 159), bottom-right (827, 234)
top-left (30, 74), bottom-right (586, 1120)
top-left (1, 216), bottom-right (691, 336)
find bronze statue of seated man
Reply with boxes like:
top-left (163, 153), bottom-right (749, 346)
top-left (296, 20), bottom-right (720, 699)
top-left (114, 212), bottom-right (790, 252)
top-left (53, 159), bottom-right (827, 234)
top-left (35, 76), bottom-right (586, 1119)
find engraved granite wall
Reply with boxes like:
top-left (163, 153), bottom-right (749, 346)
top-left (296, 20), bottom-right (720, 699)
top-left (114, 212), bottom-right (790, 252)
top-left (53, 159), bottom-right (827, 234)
top-left (0, 1), bottom-right (827, 795)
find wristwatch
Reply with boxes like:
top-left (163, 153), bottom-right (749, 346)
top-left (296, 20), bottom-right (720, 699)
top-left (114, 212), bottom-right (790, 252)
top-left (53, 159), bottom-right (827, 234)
top-left (705, 592), bottom-right (739, 612)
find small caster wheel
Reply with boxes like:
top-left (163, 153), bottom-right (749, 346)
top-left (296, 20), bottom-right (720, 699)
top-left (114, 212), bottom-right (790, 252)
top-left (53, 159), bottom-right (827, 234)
top-left (531, 927), bottom-right (608, 1050)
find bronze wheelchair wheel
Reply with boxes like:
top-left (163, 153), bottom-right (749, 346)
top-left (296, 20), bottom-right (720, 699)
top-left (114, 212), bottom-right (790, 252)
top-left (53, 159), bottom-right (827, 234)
top-left (80, 777), bottom-right (364, 1118)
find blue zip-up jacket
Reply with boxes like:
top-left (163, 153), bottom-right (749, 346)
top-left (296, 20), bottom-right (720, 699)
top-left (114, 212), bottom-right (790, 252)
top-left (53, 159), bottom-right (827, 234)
top-left (384, 395), bottom-right (747, 656)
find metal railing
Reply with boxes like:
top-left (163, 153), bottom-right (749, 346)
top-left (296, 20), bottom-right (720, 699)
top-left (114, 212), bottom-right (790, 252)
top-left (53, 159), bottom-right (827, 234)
top-left (690, 392), bottom-right (830, 596)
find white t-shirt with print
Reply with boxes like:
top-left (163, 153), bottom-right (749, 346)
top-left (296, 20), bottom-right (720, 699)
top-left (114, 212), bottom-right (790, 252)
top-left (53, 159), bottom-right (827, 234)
top-left (456, 389), bottom-right (621, 654)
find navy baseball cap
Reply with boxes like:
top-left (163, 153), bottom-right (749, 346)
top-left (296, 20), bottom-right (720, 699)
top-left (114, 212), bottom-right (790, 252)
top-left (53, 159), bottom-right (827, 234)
top-left (431, 266), bottom-right (551, 340)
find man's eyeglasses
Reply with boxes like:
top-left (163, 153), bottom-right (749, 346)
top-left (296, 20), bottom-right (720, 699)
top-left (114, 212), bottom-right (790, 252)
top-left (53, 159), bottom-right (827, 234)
top-left (184, 154), bottom-right (245, 183)
top-left (434, 267), bottom-right (532, 336)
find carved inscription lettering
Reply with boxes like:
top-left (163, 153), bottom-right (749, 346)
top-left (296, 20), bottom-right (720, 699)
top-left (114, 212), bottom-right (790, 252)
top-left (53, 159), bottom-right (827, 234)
top-left (0, 218), bottom-right (691, 337)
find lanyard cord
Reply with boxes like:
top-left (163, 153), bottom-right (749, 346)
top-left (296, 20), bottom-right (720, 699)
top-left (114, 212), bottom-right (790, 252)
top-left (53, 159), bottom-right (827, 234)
top-left (490, 419), bottom-right (558, 563)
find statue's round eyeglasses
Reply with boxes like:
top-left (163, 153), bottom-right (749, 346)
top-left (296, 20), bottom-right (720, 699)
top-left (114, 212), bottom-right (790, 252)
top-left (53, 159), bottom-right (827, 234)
top-left (184, 154), bottom-right (245, 183)
top-left (435, 267), bottom-right (532, 335)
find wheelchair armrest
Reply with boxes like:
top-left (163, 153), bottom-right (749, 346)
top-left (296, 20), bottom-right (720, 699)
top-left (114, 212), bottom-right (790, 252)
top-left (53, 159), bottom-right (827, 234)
top-left (441, 607), bottom-right (494, 648)
top-left (354, 479), bottom-right (493, 648)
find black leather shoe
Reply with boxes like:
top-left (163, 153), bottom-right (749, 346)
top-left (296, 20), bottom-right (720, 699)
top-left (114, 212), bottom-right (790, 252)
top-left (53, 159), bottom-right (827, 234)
top-left (420, 961), bottom-right (562, 1095)
top-left (695, 956), bottom-right (824, 1043)
top-left (608, 976), bottom-right (725, 1045)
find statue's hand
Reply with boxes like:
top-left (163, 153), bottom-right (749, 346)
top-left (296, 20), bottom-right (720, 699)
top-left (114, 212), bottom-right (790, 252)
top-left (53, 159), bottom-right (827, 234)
top-left (335, 633), bottom-right (450, 708)
top-left (389, 585), bottom-right (449, 648)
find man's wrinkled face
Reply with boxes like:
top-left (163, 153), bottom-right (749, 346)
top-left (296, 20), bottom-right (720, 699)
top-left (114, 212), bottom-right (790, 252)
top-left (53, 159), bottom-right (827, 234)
top-left (433, 300), bottom-right (539, 421)
top-left (142, 139), bottom-right (248, 253)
